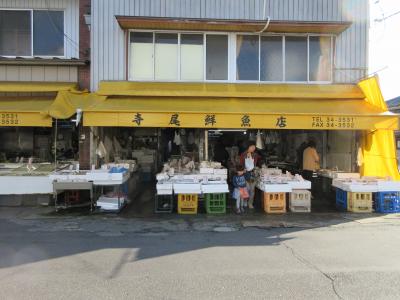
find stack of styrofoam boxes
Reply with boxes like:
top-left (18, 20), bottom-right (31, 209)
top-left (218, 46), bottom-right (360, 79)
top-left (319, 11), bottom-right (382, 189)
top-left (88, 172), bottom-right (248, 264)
top-left (200, 167), bottom-right (229, 193)
top-left (97, 194), bottom-right (126, 211)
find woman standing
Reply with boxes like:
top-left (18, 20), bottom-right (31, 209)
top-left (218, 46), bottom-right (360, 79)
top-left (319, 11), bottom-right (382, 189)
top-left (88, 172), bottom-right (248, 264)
top-left (239, 141), bottom-right (261, 209)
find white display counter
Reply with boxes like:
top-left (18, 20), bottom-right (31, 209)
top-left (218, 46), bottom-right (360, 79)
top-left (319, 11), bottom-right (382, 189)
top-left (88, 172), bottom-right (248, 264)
top-left (0, 176), bottom-right (53, 195)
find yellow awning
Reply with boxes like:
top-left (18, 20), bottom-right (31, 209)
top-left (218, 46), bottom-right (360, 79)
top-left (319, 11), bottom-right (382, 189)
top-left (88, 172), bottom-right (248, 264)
top-left (0, 97), bottom-right (53, 127)
top-left (84, 96), bottom-right (398, 130)
top-left (47, 90), bottom-right (105, 120)
top-left (0, 81), bottom-right (94, 126)
top-left (0, 82), bottom-right (78, 93)
top-left (97, 81), bottom-right (365, 99)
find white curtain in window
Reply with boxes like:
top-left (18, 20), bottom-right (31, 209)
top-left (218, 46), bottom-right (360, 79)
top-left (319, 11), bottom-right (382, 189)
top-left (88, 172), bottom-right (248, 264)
top-left (130, 42), bottom-right (153, 80)
top-left (181, 35), bottom-right (204, 81)
top-left (181, 45), bottom-right (203, 80)
top-left (316, 36), bottom-right (332, 81)
top-left (155, 34), bottom-right (178, 80)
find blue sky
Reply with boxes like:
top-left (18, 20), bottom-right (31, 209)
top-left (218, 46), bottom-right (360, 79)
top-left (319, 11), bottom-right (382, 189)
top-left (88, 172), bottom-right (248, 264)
top-left (369, 0), bottom-right (400, 100)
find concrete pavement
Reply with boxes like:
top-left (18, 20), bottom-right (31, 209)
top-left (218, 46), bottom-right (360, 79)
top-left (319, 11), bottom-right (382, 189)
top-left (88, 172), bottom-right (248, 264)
top-left (1, 208), bottom-right (400, 299)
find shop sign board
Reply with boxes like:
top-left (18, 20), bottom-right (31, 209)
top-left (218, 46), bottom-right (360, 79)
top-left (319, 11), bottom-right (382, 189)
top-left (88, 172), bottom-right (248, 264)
top-left (0, 113), bottom-right (52, 127)
top-left (84, 112), bottom-right (398, 130)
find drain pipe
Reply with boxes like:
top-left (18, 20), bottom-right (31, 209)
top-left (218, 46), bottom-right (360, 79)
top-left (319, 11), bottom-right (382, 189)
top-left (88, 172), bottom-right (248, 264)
top-left (257, 0), bottom-right (271, 34)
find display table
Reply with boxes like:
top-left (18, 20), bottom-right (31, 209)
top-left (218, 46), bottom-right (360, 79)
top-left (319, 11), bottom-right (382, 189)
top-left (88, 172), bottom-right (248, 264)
top-left (332, 178), bottom-right (400, 192)
top-left (0, 176), bottom-right (52, 195)
top-left (50, 168), bottom-right (130, 212)
top-left (0, 163), bottom-right (56, 195)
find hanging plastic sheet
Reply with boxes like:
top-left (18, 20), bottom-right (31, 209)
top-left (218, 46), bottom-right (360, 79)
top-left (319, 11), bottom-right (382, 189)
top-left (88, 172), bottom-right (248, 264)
top-left (358, 76), bottom-right (400, 179)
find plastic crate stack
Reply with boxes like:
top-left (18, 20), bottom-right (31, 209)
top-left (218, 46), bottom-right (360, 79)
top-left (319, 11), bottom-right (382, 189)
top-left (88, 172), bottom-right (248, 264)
top-left (177, 194), bottom-right (198, 214)
top-left (374, 191), bottom-right (400, 213)
top-left (333, 177), bottom-right (400, 213)
top-left (336, 189), bottom-right (373, 213)
top-left (335, 189), bottom-right (400, 213)
top-left (348, 192), bottom-right (373, 213)
top-left (289, 190), bottom-right (311, 212)
top-left (205, 193), bottom-right (226, 214)
top-left (262, 192), bottom-right (286, 213)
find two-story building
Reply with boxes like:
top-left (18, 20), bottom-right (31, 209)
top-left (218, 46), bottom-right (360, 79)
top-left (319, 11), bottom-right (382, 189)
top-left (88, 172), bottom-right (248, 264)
top-left (0, 0), bottom-right (398, 207)
top-left (81, 0), bottom-right (398, 186)
top-left (0, 0), bottom-right (91, 202)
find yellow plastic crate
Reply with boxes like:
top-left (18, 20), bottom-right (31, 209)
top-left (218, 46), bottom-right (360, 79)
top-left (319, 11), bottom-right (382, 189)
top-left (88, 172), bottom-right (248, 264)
top-left (263, 192), bottom-right (286, 214)
top-left (348, 192), bottom-right (373, 213)
top-left (177, 194), bottom-right (198, 214)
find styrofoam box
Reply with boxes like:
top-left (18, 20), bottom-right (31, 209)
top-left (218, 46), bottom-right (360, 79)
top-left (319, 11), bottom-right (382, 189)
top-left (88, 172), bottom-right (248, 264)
top-left (87, 170), bottom-right (126, 181)
top-left (331, 179), bottom-right (344, 189)
top-left (97, 197), bottom-right (126, 210)
top-left (213, 168), bottom-right (228, 175)
top-left (156, 189), bottom-right (173, 195)
top-left (156, 183), bottom-right (173, 195)
top-left (49, 174), bottom-right (88, 182)
top-left (202, 183), bottom-right (229, 193)
top-left (258, 183), bottom-right (292, 193)
top-left (200, 168), bottom-right (214, 174)
top-left (333, 172), bottom-right (361, 179)
top-left (206, 174), bottom-right (228, 181)
top-left (377, 181), bottom-right (400, 192)
top-left (156, 173), bottom-right (169, 181)
top-left (173, 183), bottom-right (202, 194)
top-left (339, 183), bottom-right (378, 192)
top-left (288, 180), bottom-right (311, 190)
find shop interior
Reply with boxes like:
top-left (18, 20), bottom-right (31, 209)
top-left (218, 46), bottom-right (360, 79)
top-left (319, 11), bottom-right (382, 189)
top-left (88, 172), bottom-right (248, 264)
top-left (94, 126), bottom-right (359, 213)
top-left (0, 123), bottom-right (79, 164)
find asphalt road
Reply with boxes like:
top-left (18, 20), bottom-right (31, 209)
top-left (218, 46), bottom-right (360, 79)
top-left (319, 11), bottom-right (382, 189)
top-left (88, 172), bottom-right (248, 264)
top-left (1, 215), bottom-right (400, 300)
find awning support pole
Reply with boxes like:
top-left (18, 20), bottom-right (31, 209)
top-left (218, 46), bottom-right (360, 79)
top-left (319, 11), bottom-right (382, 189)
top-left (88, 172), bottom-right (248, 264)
top-left (54, 119), bottom-right (58, 169)
top-left (205, 130), bottom-right (209, 161)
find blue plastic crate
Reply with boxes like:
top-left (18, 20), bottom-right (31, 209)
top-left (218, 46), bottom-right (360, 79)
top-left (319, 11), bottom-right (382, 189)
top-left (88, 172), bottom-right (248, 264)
top-left (336, 188), bottom-right (347, 211)
top-left (374, 192), bottom-right (400, 213)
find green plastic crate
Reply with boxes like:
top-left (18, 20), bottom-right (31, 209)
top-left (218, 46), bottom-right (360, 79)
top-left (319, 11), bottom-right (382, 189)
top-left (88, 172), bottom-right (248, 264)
top-left (205, 193), bottom-right (226, 214)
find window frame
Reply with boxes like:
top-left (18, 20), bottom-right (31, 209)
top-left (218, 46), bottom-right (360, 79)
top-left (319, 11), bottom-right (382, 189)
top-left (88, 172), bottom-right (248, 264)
top-left (0, 8), bottom-right (66, 58)
top-left (127, 29), bottom-right (334, 84)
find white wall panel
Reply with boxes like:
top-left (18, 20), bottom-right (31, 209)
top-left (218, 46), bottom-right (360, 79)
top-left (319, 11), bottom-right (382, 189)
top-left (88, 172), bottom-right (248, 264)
top-left (91, 0), bottom-right (369, 90)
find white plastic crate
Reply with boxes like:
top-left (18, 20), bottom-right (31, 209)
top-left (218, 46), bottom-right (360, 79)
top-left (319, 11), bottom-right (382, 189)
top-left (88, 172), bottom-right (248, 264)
top-left (289, 190), bottom-right (311, 213)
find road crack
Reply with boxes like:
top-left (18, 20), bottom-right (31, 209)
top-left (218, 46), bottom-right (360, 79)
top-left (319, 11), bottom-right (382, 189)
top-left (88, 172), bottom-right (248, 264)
top-left (278, 234), bottom-right (344, 300)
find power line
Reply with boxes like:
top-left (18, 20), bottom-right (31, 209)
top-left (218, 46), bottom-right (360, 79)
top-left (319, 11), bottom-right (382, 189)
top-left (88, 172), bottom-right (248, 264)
top-left (375, 10), bottom-right (400, 22)
top-left (44, 0), bottom-right (86, 58)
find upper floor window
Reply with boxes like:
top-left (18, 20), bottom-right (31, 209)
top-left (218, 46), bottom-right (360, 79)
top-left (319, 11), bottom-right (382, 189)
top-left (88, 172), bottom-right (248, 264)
top-left (129, 32), bottom-right (229, 81)
top-left (0, 10), bottom-right (64, 57)
top-left (237, 35), bottom-right (332, 82)
top-left (128, 31), bottom-right (332, 83)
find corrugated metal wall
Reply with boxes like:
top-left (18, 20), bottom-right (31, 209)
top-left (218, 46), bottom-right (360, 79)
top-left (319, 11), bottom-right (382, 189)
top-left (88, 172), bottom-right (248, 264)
top-left (0, 0), bottom-right (80, 59)
top-left (0, 65), bottom-right (78, 82)
top-left (91, 0), bottom-right (369, 90)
